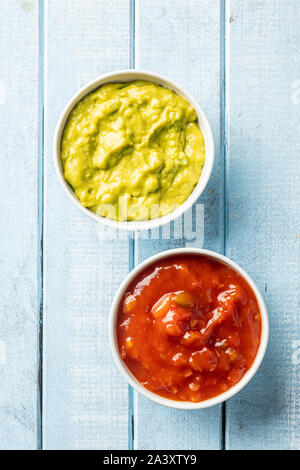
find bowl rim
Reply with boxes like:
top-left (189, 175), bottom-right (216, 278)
top-left (109, 247), bottom-right (269, 409)
top-left (53, 69), bottom-right (214, 230)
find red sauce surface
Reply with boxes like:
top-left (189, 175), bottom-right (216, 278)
top-left (117, 255), bottom-right (262, 402)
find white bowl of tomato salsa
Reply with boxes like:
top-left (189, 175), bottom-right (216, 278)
top-left (109, 248), bottom-right (269, 409)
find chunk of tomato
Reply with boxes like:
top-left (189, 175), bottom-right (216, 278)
top-left (189, 347), bottom-right (217, 372)
top-left (152, 293), bottom-right (193, 337)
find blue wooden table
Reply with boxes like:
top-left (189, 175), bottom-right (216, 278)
top-left (0, 0), bottom-right (299, 450)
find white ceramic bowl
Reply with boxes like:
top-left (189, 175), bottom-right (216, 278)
top-left (109, 248), bottom-right (269, 409)
top-left (54, 70), bottom-right (214, 231)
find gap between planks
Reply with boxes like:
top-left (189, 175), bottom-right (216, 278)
top-left (37, 0), bottom-right (45, 451)
top-left (128, 0), bottom-right (136, 451)
top-left (220, 0), bottom-right (230, 450)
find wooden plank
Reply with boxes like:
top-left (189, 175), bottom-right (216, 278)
top-left (43, 0), bottom-right (130, 449)
top-left (0, 0), bottom-right (38, 449)
top-left (133, 0), bottom-right (223, 450)
top-left (226, 0), bottom-right (300, 450)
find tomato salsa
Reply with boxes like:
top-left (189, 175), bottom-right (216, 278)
top-left (117, 255), bottom-right (262, 402)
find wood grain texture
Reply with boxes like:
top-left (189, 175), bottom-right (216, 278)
top-left (226, 0), bottom-right (300, 450)
top-left (43, 0), bottom-right (130, 449)
top-left (0, 0), bottom-right (38, 449)
top-left (133, 0), bottom-right (223, 450)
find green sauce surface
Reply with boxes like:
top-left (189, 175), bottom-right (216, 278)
top-left (61, 81), bottom-right (205, 221)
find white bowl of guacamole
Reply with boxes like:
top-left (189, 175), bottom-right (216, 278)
top-left (54, 70), bottom-right (214, 230)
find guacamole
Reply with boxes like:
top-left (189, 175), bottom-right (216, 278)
top-left (61, 81), bottom-right (205, 221)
